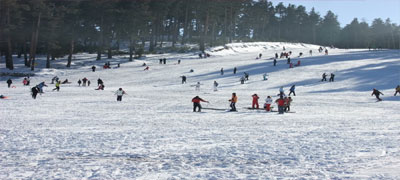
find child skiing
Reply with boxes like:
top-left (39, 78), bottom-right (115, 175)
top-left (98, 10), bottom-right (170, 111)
top-left (213, 81), bottom-right (218, 91)
top-left (229, 93), bottom-right (238, 111)
top-left (289, 85), bottom-right (296, 96)
top-left (371, 88), bottom-right (384, 101)
top-left (264, 96), bottom-right (273, 111)
top-left (394, 85), bottom-right (400, 96)
top-left (115, 88), bottom-right (126, 101)
top-left (52, 81), bottom-right (61, 91)
top-left (252, 94), bottom-right (259, 109)
top-left (192, 96), bottom-right (209, 112)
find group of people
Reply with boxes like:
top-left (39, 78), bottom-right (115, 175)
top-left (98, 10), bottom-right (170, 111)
top-left (321, 73), bottom-right (335, 82)
top-left (77, 77), bottom-right (91, 86)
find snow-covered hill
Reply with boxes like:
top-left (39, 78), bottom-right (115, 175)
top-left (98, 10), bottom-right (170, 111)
top-left (1, 42), bottom-right (400, 179)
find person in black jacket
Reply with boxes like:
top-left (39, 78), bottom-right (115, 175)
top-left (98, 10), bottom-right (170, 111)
top-left (7, 78), bottom-right (12, 88)
top-left (31, 86), bottom-right (39, 99)
top-left (371, 88), bottom-right (384, 101)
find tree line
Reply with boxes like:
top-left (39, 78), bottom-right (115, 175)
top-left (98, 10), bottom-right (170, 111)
top-left (1, 0), bottom-right (399, 70)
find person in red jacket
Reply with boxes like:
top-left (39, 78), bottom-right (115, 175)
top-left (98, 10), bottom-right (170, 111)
top-left (192, 96), bottom-right (208, 112)
top-left (275, 96), bottom-right (285, 114)
top-left (252, 94), bottom-right (259, 109)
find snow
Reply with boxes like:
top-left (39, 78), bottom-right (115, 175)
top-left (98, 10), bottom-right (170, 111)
top-left (1, 42), bottom-right (400, 179)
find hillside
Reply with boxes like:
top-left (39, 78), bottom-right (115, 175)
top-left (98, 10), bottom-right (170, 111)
top-left (1, 42), bottom-right (400, 179)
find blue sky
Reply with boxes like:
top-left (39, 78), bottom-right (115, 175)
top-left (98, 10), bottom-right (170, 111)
top-left (269, 0), bottom-right (400, 27)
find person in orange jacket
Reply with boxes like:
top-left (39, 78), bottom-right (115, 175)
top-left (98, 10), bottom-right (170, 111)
top-left (252, 94), bottom-right (259, 109)
top-left (192, 96), bottom-right (208, 112)
top-left (229, 93), bottom-right (238, 111)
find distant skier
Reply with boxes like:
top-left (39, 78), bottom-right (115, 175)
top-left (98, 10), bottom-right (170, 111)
top-left (37, 82), bottom-right (47, 93)
top-left (240, 76), bottom-right (245, 84)
top-left (26, 76), bottom-right (31, 85)
top-left (285, 97), bottom-right (293, 112)
top-left (92, 65), bottom-right (96, 72)
top-left (192, 96), bottom-right (209, 112)
top-left (259, 53), bottom-right (262, 59)
top-left (371, 88), bottom-right (383, 101)
top-left (181, 76), bottom-right (187, 84)
top-left (97, 78), bottom-right (103, 86)
top-left (263, 73), bottom-right (268, 81)
top-left (220, 68), bottom-right (224, 75)
top-left (286, 85), bottom-right (295, 96)
top-left (325, 49), bottom-right (328, 55)
top-left (52, 81), bottom-right (60, 91)
top-left (88, 80), bottom-right (91, 86)
top-left (159, 59), bottom-right (163, 64)
top-left (144, 66), bottom-right (149, 70)
top-left (6, 78), bottom-right (12, 88)
top-left (78, 79), bottom-right (82, 86)
top-left (61, 79), bottom-right (70, 84)
top-left (275, 53), bottom-right (278, 59)
top-left (287, 57), bottom-right (291, 64)
top-left (82, 77), bottom-right (88, 86)
top-left (31, 86), bottom-right (40, 99)
top-left (321, 73), bottom-right (327, 81)
top-left (252, 94), bottom-right (259, 109)
top-left (244, 72), bottom-right (249, 80)
top-left (195, 82), bottom-right (201, 91)
top-left (163, 58), bottom-right (166, 64)
top-left (395, 85), bottom-right (400, 96)
top-left (273, 58), bottom-right (277, 66)
top-left (233, 67), bottom-right (237, 74)
top-left (229, 93), bottom-right (238, 111)
top-left (264, 96), bottom-right (273, 111)
top-left (329, 73), bottom-right (335, 82)
top-left (51, 76), bottom-right (59, 84)
top-left (23, 78), bottom-right (28, 86)
top-left (115, 88), bottom-right (126, 101)
top-left (309, 50), bottom-right (312, 56)
top-left (213, 81), bottom-right (218, 91)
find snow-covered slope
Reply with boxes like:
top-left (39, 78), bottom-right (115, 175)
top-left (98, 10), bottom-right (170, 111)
top-left (1, 42), bottom-right (400, 179)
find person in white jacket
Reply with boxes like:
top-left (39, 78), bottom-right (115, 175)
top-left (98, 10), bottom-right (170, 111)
top-left (264, 96), bottom-right (273, 111)
top-left (115, 88), bottom-right (126, 101)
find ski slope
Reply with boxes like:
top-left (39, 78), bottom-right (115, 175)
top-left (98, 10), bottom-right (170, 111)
top-left (1, 42), bottom-right (400, 179)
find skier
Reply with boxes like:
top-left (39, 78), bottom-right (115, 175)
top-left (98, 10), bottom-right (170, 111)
top-left (61, 79), bottom-right (70, 84)
top-left (275, 53), bottom-right (278, 59)
top-left (159, 59), bottom-right (163, 64)
top-left (92, 65), bottom-right (96, 72)
top-left (309, 50), bottom-right (312, 56)
top-left (233, 67), bottom-right (237, 74)
top-left (37, 82), bottom-right (47, 93)
top-left (115, 88), bottom-right (126, 101)
top-left (213, 81), bottom-right (218, 91)
top-left (192, 96), bottom-right (209, 112)
top-left (195, 82), bottom-right (201, 91)
top-left (178, 59), bottom-right (181, 64)
top-left (78, 79), bottom-right (82, 86)
top-left (329, 73), bottom-right (335, 82)
top-left (394, 85), bottom-right (400, 96)
top-left (26, 76), bottom-right (31, 85)
top-left (82, 77), bottom-right (88, 86)
top-left (259, 53), bottom-right (262, 59)
top-left (285, 97), bottom-right (293, 112)
top-left (287, 57), bottom-right (291, 64)
top-left (264, 96), bottom-right (273, 111)
top-left (31, 86), bottom-right (39, 99)
top-left (273, 58), bottom-right (277, 66)
top-left (263, 73), bottom-right (268, 81)
top-left (325, 49), bottom-right (328, 55)
top-left (275, 96), bottom-right (285, 114)
top-left (181, 76), bottom-right (187, 84)
top-left (163, 58), bottom-right (166, 64)
top-left (321, 73), bottom-right (327, 81)
top-left (97, 78), bottom-right (103, 86)
top-left (0, 95), bottom-right (6, 99)
top-left (240, 76), bottom-right (245, 84)
top-left (220, 68), bottom-right (224, 75)
top-left (6, 78), bottom-right (12, 88)
top-left (52, 81), bottom-right (60, 91)
top-left (289, 85), bottom-right (296, 96)
top-left (23, 78), bottom-right (28, 86)
top-left (252, 94), bottom-right (259, 109)
top-left (244, 72), bottom-right (249, 80)
top-left (371, 88), bottom-right (383, 101)
top-left (51, 76), bottom-right (59, 84)
top-left (144, 66), bottom-right (149, 70)
top-left (229, 93), bottom-right (238, 111)
top-left (88, 80), bottom-right (91, 86)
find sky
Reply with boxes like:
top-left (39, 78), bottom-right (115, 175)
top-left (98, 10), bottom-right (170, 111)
top-left (269, 0), bottom-right (400, 27)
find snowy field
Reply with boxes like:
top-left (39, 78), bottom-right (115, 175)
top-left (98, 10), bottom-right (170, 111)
top-left (1, 42), bottom-right (400, 179)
